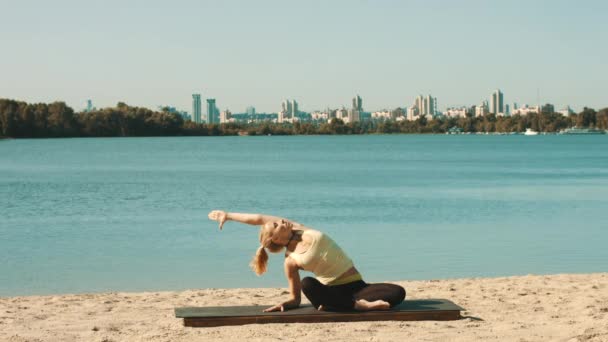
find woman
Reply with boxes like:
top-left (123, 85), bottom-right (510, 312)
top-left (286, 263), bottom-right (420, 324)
top-left (208, 210), bottom-right (406, 312)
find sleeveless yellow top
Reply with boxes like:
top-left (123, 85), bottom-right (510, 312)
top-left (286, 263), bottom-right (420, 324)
top-left (288, 229), bottom-right (361, 285)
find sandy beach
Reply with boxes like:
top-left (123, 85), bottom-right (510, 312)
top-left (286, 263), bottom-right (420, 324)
top-left (1, 273), bottom-right (607, 342)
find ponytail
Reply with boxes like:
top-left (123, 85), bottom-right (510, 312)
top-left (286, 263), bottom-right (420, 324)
top-left (250, 245), bottom-right (269, 275)
top-left (250, 223), bottom-right (286, 275)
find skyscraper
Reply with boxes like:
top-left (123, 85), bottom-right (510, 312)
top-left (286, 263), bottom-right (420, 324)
top-left (414, 94), bottom-right (435, 117)
top-left (192, 94), bottom-right (202, 123)
top-left (279, 99), bottom-right (299, 122)
top-left (206, 99), bottom-right (217, 124)
top-left (424, 95), bottom-right (435, 116)
top-left (86, 99), bottom-right (93, 112)
top-left (352, 95), bottom-right (362, 111)
top-left (415, 96), bottom-right (424, 115)
top-left (291, 100), bottom-right (298, 117)
top-left (490, 89), bottom-right (504, 114)
top-left (282, 100), bottom-right (292, 115)
top-left (347, 95), bottom-right (362, 123)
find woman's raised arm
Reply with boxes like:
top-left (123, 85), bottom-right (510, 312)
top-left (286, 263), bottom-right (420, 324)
top-left (208, 210), bottom-right (285, 230)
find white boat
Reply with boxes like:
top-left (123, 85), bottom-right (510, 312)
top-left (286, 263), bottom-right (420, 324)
top-left (524, 128), bottom-right (539, 136)
top-left (558, 127), bottom-right (606, 135)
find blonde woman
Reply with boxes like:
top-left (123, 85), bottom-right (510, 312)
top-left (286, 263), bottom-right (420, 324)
top-left (208, 210), bottom-right (406, 312)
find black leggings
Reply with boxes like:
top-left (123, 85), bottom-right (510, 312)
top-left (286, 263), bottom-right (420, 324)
top-left (301, 277), bottom-right (406, 311)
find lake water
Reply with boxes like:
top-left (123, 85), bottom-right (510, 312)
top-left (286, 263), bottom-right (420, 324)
top-left (1, 135), bottom-right (607, 296)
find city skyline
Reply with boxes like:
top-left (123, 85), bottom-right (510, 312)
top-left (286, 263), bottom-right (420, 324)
top-left (36, 86), bottom-right (604, 116)
top-left (84, 89), bottom-right (587, 119)
top-left (1, 1), bottom-right (606, 112)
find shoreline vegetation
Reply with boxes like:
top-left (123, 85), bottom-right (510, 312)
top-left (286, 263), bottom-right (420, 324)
top-left (1, 98), bottom-right (607, 139)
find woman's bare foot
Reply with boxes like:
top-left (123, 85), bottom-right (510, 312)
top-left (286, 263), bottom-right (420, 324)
top-left (354, 299), bottom-right (391, 311)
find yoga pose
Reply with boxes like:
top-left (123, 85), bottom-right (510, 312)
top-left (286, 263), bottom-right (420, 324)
top-left (208, 210), bottom-right (406, 312)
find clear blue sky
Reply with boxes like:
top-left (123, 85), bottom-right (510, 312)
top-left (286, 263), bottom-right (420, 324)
top-left (1, 0), bottom-right (606, 113)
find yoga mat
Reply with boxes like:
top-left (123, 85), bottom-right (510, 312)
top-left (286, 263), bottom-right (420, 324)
top-left (175, 299), bottom-right (464, 327)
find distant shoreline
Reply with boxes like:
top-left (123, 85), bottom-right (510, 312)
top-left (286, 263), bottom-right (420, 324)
top-left (1, 132), bottom-right (607, 140)
top-left (1, 98), bottom-right (607, 139)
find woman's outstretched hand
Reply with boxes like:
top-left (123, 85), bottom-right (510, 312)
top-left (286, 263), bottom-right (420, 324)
top-left (208, 210), bottom-right (227, 230)
top-left (263, 300), bottom-right (299, 312)
top-left (263, 303), bottom-right (286, 312)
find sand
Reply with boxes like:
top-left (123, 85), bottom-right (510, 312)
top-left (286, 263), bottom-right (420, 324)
top-left (1, 273), bottom-right (607, 342)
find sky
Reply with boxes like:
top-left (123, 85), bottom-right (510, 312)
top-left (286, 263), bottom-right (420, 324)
top-left (1, 0), bottom-right (606, 113)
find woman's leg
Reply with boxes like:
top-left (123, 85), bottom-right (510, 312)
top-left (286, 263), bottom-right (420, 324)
top-left (301, 277), bottom-right (365, 311)
top-left (354, 283), bottom-right (406, 307)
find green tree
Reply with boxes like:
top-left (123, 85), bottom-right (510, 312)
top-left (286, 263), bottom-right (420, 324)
top-left (576, 107), bottom-right (597, 127)
top-left (596, 108), bottom-right (608, 130)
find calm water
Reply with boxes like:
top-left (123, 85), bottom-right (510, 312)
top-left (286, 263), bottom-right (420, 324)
top-left (1, 135), bottom-right (607, 296)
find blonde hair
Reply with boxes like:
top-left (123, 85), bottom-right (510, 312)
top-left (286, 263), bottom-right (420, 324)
top-left (250, 223), bottom-right (284, 275)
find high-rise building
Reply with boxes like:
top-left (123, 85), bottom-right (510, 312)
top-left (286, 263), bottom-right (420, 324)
top-left (347, 109), bottom-right (360, 123)
top-left (407, 106), bottom-right (419, 121)
top-left (291, 100), bottom-right (298, 117)
top-left (220, 109), bottom-right (232, 123)
top-left (86, 99), bottom-right (93, 112)
top-left (425, 95), bottom-right (435, 116)
top-left (246, 106), bottom-right (256, 116)
top-left (345, 94), bottom-right (362, 123)
top-left (413, 94), bottom-right (436, 117)
top-left (279, 99), bottom-right (299, 122)
top-left (206, 99), bottom-right (217, 124)
top-left (192, 94), bottom-right (202, 123)
top-left (282, 100), bottom-right (292, 115)
top-left (352, 95), bottom-right (363, 111)
top-left (541, 103), bottom-right (555, 114)
top-left (279, 100), bottom-right (289, 123)
top-left (490, 89), bottom-right (504, 114)
top-left (475, 102), bottom-right (489, 117)
top-left (415, 95), bottom-right (424, 115)
top-left (328, 108), bottom-right (337, 119)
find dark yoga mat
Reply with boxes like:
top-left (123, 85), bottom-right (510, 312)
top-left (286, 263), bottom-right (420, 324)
top-left (175, 299), bottom-right (464, 327)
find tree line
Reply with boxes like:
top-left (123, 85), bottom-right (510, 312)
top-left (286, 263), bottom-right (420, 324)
top-left (1, 98), bottom-right (607, 138)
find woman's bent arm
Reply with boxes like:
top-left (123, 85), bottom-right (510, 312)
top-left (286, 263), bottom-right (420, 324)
top-left (263, 257), bottom-right (302, 312)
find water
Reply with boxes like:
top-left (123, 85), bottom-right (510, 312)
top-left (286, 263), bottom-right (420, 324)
top-left (1, 135), bottom-right (607, 296)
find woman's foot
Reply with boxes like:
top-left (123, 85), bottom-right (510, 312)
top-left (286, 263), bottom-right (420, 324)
top-left (354, 299), bottom-right (391, 311)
